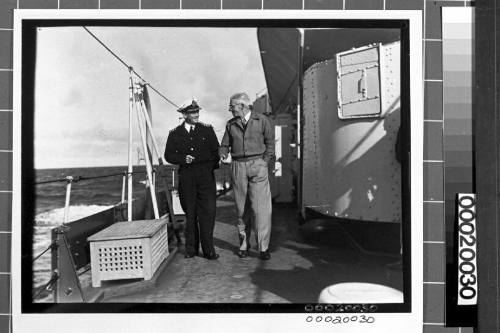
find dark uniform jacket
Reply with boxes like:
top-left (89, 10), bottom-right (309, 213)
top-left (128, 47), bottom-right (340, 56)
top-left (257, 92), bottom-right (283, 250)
top-left (164, 122), bottom-right (220, 170)
top-left (219, 112), bottom-right (275, 163)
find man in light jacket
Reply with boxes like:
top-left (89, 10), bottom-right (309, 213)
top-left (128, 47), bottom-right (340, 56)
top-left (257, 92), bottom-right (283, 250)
top-left (219, 92), bottom-right (274, 260)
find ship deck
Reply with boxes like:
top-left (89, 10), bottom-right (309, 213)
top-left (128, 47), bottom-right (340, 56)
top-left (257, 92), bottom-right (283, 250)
top-left (81, 193), bottom-right (403, 304)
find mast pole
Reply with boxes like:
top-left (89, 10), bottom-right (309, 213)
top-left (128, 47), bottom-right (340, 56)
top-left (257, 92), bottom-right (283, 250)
top-left (138, 98), bottom-right (167, 165)
top-left (135, 92), bottom-right (160, 219)
top-left (127, 69), bottom-right (134, 221)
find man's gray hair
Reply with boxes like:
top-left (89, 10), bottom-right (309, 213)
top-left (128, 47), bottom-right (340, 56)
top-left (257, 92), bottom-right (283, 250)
top-left (230, 92), bottom-right (252, 107)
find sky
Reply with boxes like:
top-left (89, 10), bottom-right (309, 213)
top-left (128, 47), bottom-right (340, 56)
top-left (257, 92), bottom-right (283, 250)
top-left (34, 27), bottom-right (267, 169)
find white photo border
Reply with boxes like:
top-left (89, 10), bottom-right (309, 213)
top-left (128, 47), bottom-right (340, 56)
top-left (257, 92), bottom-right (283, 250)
top-left (12, 9), bottom-right (423, 333)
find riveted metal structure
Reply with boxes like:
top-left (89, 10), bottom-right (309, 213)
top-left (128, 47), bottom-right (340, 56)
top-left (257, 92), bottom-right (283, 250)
top-left (302, 41), bottom-right (401, 224)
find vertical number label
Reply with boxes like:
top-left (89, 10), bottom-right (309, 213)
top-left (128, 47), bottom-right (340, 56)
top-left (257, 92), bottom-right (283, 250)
top-left (457, 193), bottom-right (477, 305)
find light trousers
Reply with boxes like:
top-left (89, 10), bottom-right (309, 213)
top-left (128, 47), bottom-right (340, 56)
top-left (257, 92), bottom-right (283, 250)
top-left (231, 158), bottom-right (272, 252)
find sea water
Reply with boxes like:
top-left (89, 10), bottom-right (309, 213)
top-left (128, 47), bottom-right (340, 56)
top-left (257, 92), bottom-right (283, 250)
top-left (32, 165), bottom-right (231, 302)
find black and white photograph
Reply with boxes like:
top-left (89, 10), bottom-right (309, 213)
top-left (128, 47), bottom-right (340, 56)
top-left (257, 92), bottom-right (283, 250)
top-left (11, 10), bottom-right (424, 333)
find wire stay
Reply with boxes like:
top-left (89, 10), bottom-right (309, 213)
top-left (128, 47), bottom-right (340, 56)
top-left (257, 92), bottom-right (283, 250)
top-left (82, 26), bottom-right (179, 109)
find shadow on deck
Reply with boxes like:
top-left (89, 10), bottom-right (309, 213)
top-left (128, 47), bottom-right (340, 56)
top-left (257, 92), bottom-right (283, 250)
top-left (100, 195), bottom-right (403, 303)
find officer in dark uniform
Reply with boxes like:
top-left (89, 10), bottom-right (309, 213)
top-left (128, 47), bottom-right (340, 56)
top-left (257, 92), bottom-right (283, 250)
top-left (164, 99), bottom-right (220, 260)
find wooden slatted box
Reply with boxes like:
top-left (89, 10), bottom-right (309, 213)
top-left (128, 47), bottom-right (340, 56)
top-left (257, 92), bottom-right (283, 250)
top-left (87, 218), bottom-right (169, 287)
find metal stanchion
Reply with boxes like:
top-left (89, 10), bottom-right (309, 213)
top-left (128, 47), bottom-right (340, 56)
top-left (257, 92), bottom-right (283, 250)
top-left (121, 172), bottom-right (126, 204)
top-left (127, 69), bottom-right (134, 221)
top-left (63, 176), bottom-right (73, 223)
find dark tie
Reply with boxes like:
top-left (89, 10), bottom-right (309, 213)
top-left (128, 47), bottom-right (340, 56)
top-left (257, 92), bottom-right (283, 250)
top-left (189, 125), bottom-right (194, 133)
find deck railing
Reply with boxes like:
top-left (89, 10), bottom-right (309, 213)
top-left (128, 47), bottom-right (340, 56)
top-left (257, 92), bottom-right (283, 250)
top-left (32, 164), bottom-right (232, 302)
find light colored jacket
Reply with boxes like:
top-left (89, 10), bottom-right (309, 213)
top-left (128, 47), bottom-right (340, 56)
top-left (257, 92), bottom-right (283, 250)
top-left (219, 112), bottom-right (275, 162)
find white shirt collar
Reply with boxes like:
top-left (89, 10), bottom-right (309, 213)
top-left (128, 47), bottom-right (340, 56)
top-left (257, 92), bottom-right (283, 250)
top-left (184, 122), bottom-right (195, 132)
top-left (243, 111), bottom-right (251, 122)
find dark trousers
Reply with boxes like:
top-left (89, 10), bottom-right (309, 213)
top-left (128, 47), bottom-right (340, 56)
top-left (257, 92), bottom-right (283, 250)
top-left (178, 165), bottom-right (217, 256)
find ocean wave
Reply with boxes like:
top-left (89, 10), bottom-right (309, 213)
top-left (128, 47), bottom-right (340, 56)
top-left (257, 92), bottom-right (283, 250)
top-left (35, 204), bottom-right (114, 226)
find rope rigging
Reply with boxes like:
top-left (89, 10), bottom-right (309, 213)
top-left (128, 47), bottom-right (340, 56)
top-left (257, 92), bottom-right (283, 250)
top-left (35, 170), bottom-right (148, 185)
top-left (33, 271), bottom-right (59, 300)
top-left (32, 241), bottom-right (57, 263)
top-left (82, 26), bottom-right (179, 109)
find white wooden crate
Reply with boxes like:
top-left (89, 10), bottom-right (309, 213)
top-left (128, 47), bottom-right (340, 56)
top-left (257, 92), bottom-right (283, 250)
top-left (87, 218), bottom-right (169, 287)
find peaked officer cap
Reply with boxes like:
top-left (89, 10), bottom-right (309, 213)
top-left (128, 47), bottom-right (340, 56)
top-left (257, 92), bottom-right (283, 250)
top-left (177, 98), bottom-right (202, 113)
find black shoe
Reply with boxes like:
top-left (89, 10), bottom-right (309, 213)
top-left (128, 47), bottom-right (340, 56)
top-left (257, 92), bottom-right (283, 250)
top-left (259, 250), bottom-right (271, 260)
top-left (204, 253), bottom-right (219, 260)
top-left (237, 250), bottom-right (249, 258)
